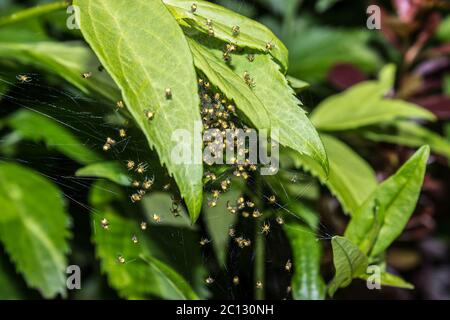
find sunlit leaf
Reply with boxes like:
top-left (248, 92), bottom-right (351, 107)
top-left (75, 0), bottom-right (203, 221)
top-left (345, 146), bottom-right (430, 257)
top-left (76, 161), bottom-right (131, 186)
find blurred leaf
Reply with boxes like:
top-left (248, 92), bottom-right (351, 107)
top-left (328, 236), bottom-right (368, 296)
top-left (444, 74), bottom-right (450, 96)
top-left (76, 162), bottom-right (131, 186)
top-left (0, 19), bottom-right (49, 43)
top-left (287, 75), bottom-right (310, 92)
top-left (315, 0), bottom-right (341, 12)
top-left (75, 0), bottom-right (203, 222)
top-left (0, 163), bottom-right (71, 298)
top-left (436, 16), bottom-right (450, 42)
top-left (140, 255), bottom-right (200, 300)
top-left (256, 0), bottom-right (301, 18)
top-left (164, 0), bottom-right (288, 70)
top-left (311, 66), bottom-right (435, 131)
top-left (345, 146), bottom-right (429, 257)
top-left (286, 22), bottom-right (380, 82)
top-left (284, 223), bottom-right (325, 300)
top-left (189, 38), bottom-right (329, 174)
top-left (364, 121), bottom-right (450, 160)
top-left (358, 270), bottom-right (414, 289)
top-left (141, 192), bottom-right (194, 230)
top-left (293, 134), bottom-right (377, 215)
top-left (6, 109), bottom-right (101, 164)
top-left (203, 189), bottom-right (240, 267)
top-left (92, 212), bottom-right (198, 299)
top-left (216, 0), bottom-right (257, 18)
top-left (0, 41), bottom-right (120, 99)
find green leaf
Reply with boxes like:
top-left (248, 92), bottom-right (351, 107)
top-left (328, 236), bottom-right (368, 296)
top-left (141, 192), bottom-right (194, 230)
top-left (140, 255), bottom-right (199, 300)
top-left (311, 67), bottom-right (435, 131)
top-left (444, 75), bottom-right (450, 96)
top-left (92, 212), bottom-right (198, 300)
top-left (75, 0), bottom-right (203, 221)
top-left (284, 223), bottom-right (326, 300)
top-left (287, 75), bottom-right (310, 92)
top-left (286, 22), bottom-right (380, 82)
top-left (358, 270), bottom-right (414, 290)
top-left (188, 39), bottom-right (328, 174)
top-left (292, 134), bottom-right (377, 215)
top-left (0, 163), bottom-right (71, 298)
top-left (436, 16), bottom-right (450, 42)
top-left (6, 109), bottom-right (101, 164)
top-left (164, 0), bottom-right (288, 70)
top-left (203, 189), bottom-right (240, 267)
top-left (76, 161), bottom-right (131, 186)
top-left (0, 41), bottom-right (120, 99)
top-left (364, 121), bottom-right (450, 160)
top-left (345, 146), bottom-right (429, 257)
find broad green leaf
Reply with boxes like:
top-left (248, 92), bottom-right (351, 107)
top-left (164, 0), bottom-right (288, 70)
top-left (75, 0), bottom-right (203, 221)
top-left (286, 22), bottom-right (380, 82)
top-left (292, 134), bottom-right (377, 215)
top-left (358, 270), bottom-right (414, 290)
top-left (203, 189), bottom-right (240, 267)
top-left (345, 146), bottom-right (429, 257)
top-left (0, 163), bottom-right (71, 298)
top-left (76, 161), bottom-right (131, 186)
top-left (141, 192), bottom-right (194, 230)
top-left (92, 212), bottom-right (198, 300)
top-left (6, 109), bottom-right (101, 164)
top-left (188, 38), bottom-right (328, 174)
top-left (284, 223), bottom-right (326, 300)
top-left (328, 236), bottom-right (368, 296)
top-left (311, 66), bottom-right (435, 131)
top-left (364, 121), bottom-right (450, 160)
top-left (0, 41), bottom-right (120, 99)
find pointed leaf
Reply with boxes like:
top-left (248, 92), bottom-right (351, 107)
top-left (328, 236), bottom-right (368, 296)
top-left (76, 161), bottom-right (131, 186)
top-left (345, 146), bottom-right (430, 257)
top-left (164, 0), bottom-right (288, 70)
top-left (74, 0), bottom-right (203, 221)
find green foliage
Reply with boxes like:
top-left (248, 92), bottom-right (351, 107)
top-left (284, 223), bottom-right (326, 300)
top-left (74, 0), bottom-right (203, 221)
top-left (328, 236), bottom-right (368, 297)
top-left (0, 163), bottom-right (71, 298)
top-left (76, 162), bottom-right (131, 186)
top-left (292, 134), bottom-right (377, 215)
top-left (0, 41), bottom-right (119, 99)
top-left (311, 66), bottom-right (436, 131)
top-left (6, 109), bottom-right (101, 164)
top-left (345, 146), bottom-right (430, 257)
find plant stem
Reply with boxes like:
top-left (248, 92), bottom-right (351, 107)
top-left (254, 218), bottom-right (265, 300)
top-left (0, 1), bottom-right (68, 28)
